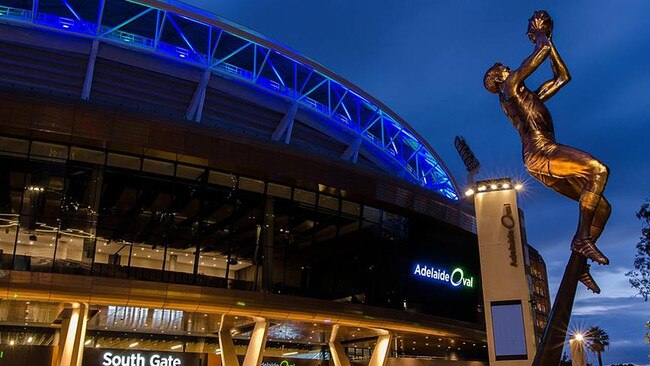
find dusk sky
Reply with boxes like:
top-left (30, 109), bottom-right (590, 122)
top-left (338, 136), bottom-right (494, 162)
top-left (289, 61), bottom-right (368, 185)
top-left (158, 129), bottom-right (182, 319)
top-left (183, 1), bottom-right (650, 363)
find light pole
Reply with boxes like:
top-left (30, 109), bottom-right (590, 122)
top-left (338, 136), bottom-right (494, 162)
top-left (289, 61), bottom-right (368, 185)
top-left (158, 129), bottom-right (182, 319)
top-left (569, 332), bottom-right (587, 366)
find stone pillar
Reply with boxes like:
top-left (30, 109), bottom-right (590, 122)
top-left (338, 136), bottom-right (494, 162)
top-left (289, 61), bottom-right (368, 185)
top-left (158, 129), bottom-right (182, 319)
top-left (328, 325), bottom-right (351, 366)
top-left (55, 303), bottom-right (88, 366)
top-left (368, 332), bottom-right (391, 366)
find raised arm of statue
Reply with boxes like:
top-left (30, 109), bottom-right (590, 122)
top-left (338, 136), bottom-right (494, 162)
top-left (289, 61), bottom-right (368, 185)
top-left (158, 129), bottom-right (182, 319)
top-left (535, 41), bottom-right (572, 101)
top-left (505, 31), bottom-right (551, 90)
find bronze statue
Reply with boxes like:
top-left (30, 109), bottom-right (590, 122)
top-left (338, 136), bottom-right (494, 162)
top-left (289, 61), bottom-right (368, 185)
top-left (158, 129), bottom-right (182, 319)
top-left (483, 11), bottom-right (611, 293)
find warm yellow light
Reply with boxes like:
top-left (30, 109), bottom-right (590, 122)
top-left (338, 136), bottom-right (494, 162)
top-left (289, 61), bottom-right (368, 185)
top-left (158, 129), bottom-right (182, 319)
top-left (490, 184), bottom-right (497, 190)
top-left (465, 189), bottom-right (474, 197)
top-left (514, 183), bottom-right (523, 190)
top-left (502, 183), bottom-right (510, 189)
top-left (477, 185), bottom-right (486, 192)
top-left (574, 333), bottom-right (584, 342)
top-left (129, 342), bottom-right (139, 348)
top-left (171, 344), bottom-right (183, 350)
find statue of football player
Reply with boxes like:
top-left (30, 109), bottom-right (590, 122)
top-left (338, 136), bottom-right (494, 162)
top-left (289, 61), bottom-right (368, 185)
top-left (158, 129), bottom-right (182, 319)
top-left (483, 11), bottom-right (610, 293)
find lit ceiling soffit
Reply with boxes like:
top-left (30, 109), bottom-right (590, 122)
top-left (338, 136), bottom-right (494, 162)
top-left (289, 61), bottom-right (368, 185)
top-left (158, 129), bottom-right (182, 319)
top-left (0, 0), bottom-right (459, 201)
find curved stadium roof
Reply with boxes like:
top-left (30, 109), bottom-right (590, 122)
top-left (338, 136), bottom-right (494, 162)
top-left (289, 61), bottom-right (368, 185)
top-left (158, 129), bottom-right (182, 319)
top-left (0, 0), bottom-right (459, 200)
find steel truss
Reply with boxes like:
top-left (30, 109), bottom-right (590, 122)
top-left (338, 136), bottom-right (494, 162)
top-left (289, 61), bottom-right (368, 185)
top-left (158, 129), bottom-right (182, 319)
top-left (0, 0), bottom-right (459, 200)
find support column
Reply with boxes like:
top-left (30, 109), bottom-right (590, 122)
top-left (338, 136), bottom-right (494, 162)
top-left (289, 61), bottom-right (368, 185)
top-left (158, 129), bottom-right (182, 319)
top-left (55, 303), bottom-right (89, 366)
top-left (328, 325), bottom-right (351, 366)
top-left (219, 315), bottom-right (240, 366)
top-left (220, 316), bottom-right (269, 366)
top-left (261, 197), bottom-right (274, 292)
top-left (186, 69), bottom-right (211, 122)
top-left (81, 40), bottom-right (99, 100)
top-left (341, 137), bottom-right (362, 163)
top-left (368, 332), bottom-right (392, 366)
top-left (242, 317), bottom-right (269, 366)
top-left (271, 104), bottom-right (298, 143)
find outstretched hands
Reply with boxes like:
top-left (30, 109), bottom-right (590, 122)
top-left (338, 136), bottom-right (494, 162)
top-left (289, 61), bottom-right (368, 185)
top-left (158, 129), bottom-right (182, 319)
top-left (527, 10), bottom-right (553, 44)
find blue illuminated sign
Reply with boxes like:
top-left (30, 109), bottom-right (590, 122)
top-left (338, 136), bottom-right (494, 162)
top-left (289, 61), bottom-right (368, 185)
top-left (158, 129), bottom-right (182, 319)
top-left (413, 263), bottom-right (474, 288)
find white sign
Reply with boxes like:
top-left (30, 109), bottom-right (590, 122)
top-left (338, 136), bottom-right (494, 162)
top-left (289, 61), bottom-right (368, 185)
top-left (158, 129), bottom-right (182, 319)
top-left (413, 263), bottom-right (474, 288)
top-left (102, 352), bottom-right (181, 366)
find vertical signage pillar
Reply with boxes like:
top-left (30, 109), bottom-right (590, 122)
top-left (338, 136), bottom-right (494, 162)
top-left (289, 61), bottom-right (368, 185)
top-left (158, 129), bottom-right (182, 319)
top-left (473, 179), bottom-right (537, 365)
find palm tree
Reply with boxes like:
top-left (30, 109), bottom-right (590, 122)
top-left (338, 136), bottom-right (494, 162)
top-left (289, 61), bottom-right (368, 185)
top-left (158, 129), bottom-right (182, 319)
top-left (586, 326), bottom-right (610, 366)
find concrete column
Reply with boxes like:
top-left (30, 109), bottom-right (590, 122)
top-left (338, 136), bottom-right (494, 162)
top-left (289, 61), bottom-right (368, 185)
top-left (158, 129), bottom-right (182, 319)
top-left (219, 315), bottom-right (240, 366)
top-left (368, 331), bottom-right (391, 366)
top-left (242, 318), bottom-right (269, 366)
top-left (328, 325), bottom-right (351, 366)
top-left (368, 332), bottom-right (392, 366)
top-left (219, 315), bottom-right (269, 366)
top-left (55, 303), bottom-right (88, 366)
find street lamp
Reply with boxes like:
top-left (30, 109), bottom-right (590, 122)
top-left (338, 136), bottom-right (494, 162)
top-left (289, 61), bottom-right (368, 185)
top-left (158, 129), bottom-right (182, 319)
top-left (570, 332), bottom-right (588, 366)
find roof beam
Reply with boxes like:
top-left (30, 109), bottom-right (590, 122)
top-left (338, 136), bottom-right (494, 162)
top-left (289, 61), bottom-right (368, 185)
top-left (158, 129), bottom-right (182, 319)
top-left (99, 8), bottom-right (153, 37)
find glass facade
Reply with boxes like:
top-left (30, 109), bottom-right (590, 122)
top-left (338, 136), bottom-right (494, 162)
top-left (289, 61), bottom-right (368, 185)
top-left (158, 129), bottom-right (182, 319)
top-left (0, 137), bottom-right (481, 323)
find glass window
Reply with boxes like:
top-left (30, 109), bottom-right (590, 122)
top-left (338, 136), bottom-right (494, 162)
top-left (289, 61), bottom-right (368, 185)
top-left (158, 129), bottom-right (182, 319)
top-left (0, 137), bottom-right (29, 156)
top-left (142, 159), bottom-right (175, 176)
top-left (363, 206), bottom-right (381, 223)
top-left (0, 156), bottom-right (24, 269)
top-left (341, 201), bottom-right (360, 218)
top-left (209, 171), bottom-right (236, 188)
top-left (30, 142), bottom-right (68, 161)
top-left (107, 153), bottom-right (140, 170)
top-left (267, 183), bottom-right (291, 199)
top-left (294, 189), bottom-right (316, 205)
top-left (238, 177), bottom-right (265, 193)
top-left (176, 165), bottom-right (204, 181)
top-left (70, 147), bottom-right (105, 165)
top-left (16, 160), bottom-right (67, 272)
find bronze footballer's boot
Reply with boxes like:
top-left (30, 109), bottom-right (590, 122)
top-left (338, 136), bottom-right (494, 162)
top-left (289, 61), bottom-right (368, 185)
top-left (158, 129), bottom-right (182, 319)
top-left (578, 263), bottom-right (600, 294)
top-left (571, 236), bottom-right (609, 265)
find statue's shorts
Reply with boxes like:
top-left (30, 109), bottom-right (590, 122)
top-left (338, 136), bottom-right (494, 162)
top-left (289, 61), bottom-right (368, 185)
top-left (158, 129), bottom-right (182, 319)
top-left (523, 138), bottom-right (607, 199)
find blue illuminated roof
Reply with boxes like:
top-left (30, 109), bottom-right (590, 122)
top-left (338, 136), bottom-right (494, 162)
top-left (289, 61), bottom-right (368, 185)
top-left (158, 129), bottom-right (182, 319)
top-left (0, 0), bottom-right (459, 200)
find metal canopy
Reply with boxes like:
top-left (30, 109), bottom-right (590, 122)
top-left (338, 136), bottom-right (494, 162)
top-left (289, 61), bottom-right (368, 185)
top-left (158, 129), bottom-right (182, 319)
top-left (0, 0), bottom-right (459, 200)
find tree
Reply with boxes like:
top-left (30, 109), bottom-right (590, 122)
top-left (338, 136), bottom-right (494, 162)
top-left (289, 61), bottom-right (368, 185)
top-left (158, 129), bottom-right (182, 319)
top-left (586, 326), bottom-right (610, 366)
top-left (626, 199), bottom-right (650, 300)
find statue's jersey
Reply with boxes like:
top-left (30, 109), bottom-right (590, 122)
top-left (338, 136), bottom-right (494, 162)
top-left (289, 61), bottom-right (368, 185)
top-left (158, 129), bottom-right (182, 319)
top-left (501, 85), bottom-right (555, 143)
top-left (499, 84), bottom-right (602, 184)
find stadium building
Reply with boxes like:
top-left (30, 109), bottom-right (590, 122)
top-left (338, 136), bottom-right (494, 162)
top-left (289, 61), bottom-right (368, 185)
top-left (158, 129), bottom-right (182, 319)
top-left (0, 0), bottom-right (547, 365)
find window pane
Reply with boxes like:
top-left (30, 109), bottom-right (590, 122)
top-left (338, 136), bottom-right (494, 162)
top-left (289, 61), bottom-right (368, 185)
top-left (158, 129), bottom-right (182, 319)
top-left (0, 156), bottom-right (23, 269)
top-left (16, 160), bottom-right (66, 272)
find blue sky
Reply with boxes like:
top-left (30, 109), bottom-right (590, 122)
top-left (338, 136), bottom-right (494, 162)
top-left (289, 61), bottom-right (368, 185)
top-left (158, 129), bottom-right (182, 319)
top-left (183, 0), bottom-right (650, 363)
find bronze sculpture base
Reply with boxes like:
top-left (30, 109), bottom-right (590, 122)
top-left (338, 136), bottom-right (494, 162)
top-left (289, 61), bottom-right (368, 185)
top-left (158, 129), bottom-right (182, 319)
top-left (532, 251), bottom-right (586, 365)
